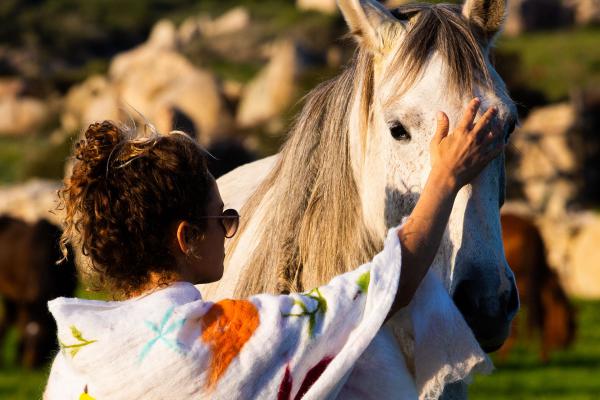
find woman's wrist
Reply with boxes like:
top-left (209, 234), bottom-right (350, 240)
top-left (427, 166), bottom-right (460, 198)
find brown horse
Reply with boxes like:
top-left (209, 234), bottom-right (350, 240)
top-left (0, 215), bottom-right (77, 368)
top-left (499, 213), bottom-right (576, 362)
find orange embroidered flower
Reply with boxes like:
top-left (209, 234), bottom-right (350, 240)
top-left (200, 299), bottom-right (260, 388)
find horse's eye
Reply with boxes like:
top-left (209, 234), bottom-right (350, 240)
top-left (389, 121), bottom-right (411, 142)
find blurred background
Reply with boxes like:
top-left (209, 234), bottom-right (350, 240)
top-left (0, 0), bottom-right (598, 398)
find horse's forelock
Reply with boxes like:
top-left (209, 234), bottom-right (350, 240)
top-left (384, 4), bottom-right (493, 104)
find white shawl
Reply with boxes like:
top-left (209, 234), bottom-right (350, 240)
top-left (45, 228), bottom-right (409, 399)
top-left (44, 227), bottom-right (491, 399)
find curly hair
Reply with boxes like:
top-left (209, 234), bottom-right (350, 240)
top-left (59, 120), bottom-right (212, 296)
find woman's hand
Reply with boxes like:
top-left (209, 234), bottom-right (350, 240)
top-left (429, 98), bottom-right (504, 191)
top-left (390, 98), bottom-right (505, 313)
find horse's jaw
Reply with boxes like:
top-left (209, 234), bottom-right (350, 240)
top-left (446, 190), bottom-right (519, 353)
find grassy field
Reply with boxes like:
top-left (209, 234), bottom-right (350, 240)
top-left (0, 134), bottom-right (75, 184)
top-left (0, 328), bottom-right (49, 399)
top-left (470, 300), bottom-right (600, 399)
top-left (1, 25), bottom-right (598, 185)
top-left (1, 299), bottom-right (598, 399)
top-left (496, 27), bottom-right (600, 103)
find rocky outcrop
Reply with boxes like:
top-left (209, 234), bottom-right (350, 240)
top-left (502, 202), bottom-right (600, 299)
top-left (59, 19), bottom-right (233, 145)
top-left (505, 0), bottom-right (575, 36)
top-left (151, 68), bottom-right (230, 141)
top-left (236, 41), bottom-right (300, 128)
top-left (504, 0), bottom-right (598, 35)
top-left (178, 7), bottom-right (251, 46)
top-left (509, 103), bottom-right (579, 218)
top-left (62, 75), bottom-right (121, 133)
top-left (199, 7), bottom-right (251, 38)
top-left (296, 0), bottom-right (337, 14)
top-left (568, 214), bottom-right (600, 298)
top-left (0, 78), bottom-right (52, 136)
top-left (566, 0), bottom-right (600, 25)
top-left (503, 92), bottom-right (600, 298)
top-left (112, 48), bottom-right (230, 143)
top-left (0, 78), bottom-right (23, 98)
top-left (0, 96), bottom-right (51, 136)
top-left (110, 20), bottom-right (180, 81)
top-left (0, 180), bottom-right (63, 226)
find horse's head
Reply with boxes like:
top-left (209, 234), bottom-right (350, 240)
top-left (339, 0), bottom-right (519, 352)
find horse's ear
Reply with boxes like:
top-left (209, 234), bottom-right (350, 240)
top-left (337, 0), bottom-right (396, 52)
top-left (462, 0), bottom-right (507, 42)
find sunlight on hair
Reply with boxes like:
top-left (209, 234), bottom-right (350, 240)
top-left (103, 104), bottom-right (217, 175)
top-left (169, 130), bottom-right (218, 161)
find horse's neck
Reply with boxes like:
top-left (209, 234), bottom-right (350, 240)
top-left (216, 154), bottom-right (279, 211)
top-left (199, 155), bottom-right (279, 300)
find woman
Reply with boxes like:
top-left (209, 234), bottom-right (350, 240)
top-left (45, 98), bottom-right (501, 399)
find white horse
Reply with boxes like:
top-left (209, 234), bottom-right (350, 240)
top-left (202, 0), bottom-right (519, 398)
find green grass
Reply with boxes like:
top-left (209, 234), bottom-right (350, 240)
top-left (0, 329), bottom-right (49, 400)
top-left (470, 300), bottom-right (600, 399)
top-left (0, 368), bottom-right (48, 400)
top-left (0, 138), bottom-right (26, 183)
top-left (495, 27), bottom-right (600, 102)
top-left (0, 285), bottom-right (106, 400)
top-left (1, 299), bottom-right (598, 399)
top-left (0, 133), bottom-right (75, 184)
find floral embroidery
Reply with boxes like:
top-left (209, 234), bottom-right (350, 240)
top-left (278, 356), bottom-right (334, 400)
top-left (139, 306), bottom-right (186, 362)
top-left (282, 288), bottom-right (328, 337)
top-left (200, 299), bottom-right (260, 389)
top-left (59, 326), bottom-right (97, 358)
top-left (295, 356), bottom-right (334, 399)
top-left (278, 366), bottom-right (293, 400)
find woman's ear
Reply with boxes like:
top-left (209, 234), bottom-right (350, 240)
top-left (176, 221), bottom-right (191, 255)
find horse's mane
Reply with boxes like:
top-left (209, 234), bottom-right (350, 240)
top-left (232, 4), bottom-right (494, 297)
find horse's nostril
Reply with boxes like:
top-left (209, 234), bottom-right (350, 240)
top-left (452, 275), bottom-right (518, 351)
top-left (452, 280), bottom-right (477, 317)
top-left (505, 284), bottom-right (519, 318)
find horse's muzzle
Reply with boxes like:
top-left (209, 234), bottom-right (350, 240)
top-left (452, 277), bottom-right (520, 353)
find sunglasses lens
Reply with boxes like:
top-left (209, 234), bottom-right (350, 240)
top-left (222, 209), bottom-right (240, 238)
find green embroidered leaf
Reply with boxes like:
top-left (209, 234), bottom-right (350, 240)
top-left (308, 314), bottom-right (316, 337)
top-left (282, 288), bottom-right (328, 338)
top-left (356, 271), bottom-right (371, 294)
top-left (308, 288), bottom-right (327, 313)
top-left (71, 325), bottom-right (84, 341)
top-left (294, 299), bottom-right (309, 313)
top-left (60, 325), bottom-right (98, 358)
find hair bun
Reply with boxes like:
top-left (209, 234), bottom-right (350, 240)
top-left (75, 121), bottom-right (123, 178)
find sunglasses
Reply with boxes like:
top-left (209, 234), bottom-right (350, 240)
top-left (198, 209), bottom-right (240, 238)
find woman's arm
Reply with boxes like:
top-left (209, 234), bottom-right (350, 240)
top-left (392, 98), bottom-right (503, 312)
